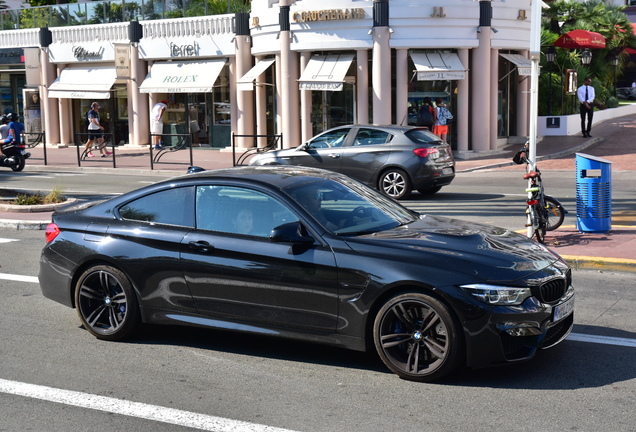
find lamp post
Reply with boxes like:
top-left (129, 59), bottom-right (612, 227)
top-left (546, 46), bottom-right (556, 116)
top-left (581, 49), bottom-right (592, 66)
top-left (611, 55), bottom-right (619, 98)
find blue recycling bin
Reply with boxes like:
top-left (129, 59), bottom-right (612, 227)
top-left (575, 153), bottom-right (612, 233)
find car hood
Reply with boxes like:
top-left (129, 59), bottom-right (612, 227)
top-left (344, 214), bottom-right (564, 283)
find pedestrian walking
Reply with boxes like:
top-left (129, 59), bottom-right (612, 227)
top-left (577, 78), bottom-right (595, 138)
top-left (84, 102), bottom-right (110, 158)
top-left (151, 100), bottom-right (167, 150)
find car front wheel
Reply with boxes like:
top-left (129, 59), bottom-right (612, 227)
top-left (379, 169), bottom-right (412, 200)
top-left (373, 293), bottom-right (462, 382)
top-left (75, 265), bottom-right (140, 341)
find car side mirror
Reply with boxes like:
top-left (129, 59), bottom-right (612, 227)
top-left (270, 221), bottom-right (314, 244)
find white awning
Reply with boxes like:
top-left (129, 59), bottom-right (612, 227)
top-left (48, 65), bottom-right (116, 99)
top-left (139, 60), bottom-right (226, 93)
top-left (410, 53), bottom-right (467, 81)
top-left (500, 53), bottom-right (532, 76)
top-left (298, 54), bottom-right (354, 91)
top-left (237, 58), bottom-right (275, 91)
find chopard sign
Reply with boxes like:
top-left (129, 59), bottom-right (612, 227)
top-left (73, 46), bottom-right (105, 60)
top-left (293, 8), bottom-right (365, 23)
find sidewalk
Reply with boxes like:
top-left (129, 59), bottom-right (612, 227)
top-left (2, 115), bottom-right (635, 272)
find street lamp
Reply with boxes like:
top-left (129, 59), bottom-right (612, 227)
top-left (611, 55), bottom-right (619, 98)
top-left (581, 49), bottom-right (593, 66)
top-left (546, 46), bottom-right (556, 116)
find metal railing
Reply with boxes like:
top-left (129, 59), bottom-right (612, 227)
top-left (0, 0), bottom-right (245, 31)
top-left (232, 134), bottom-right (282, 166)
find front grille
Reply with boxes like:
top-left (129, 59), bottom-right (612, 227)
top-left (500, 333), bottom-right (537, 360)
top-left (535, 270), bottom-right (570, 304)
top-left (542, 314), bottom-right (574, 349)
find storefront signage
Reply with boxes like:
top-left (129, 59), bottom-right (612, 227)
top-left (162, 74), bottom-right (199, 84)
top-left (170, 41), bottom-right (200, 57)
top-left (417, 71), bottom-right (466, 81)
top-left (73, 46), bottom-right (105, 61)
top-left (299, 82), bottom-right (344, 91)
top-left (293, 8), bottom-right (365, 23)
top-left (114, 44), bottom-right (131, 79)
top-left (0, 48), bottom-right (23, 64)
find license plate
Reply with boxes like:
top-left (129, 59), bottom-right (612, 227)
top-left (442, 167), bottom-right (453, 175)
top-left (553, 295), bottom-right (575, 322)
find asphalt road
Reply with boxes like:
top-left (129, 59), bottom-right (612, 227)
top-left (1, 229), bottom-right (635, 431)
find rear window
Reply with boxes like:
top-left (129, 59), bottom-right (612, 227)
top-left (405, 129), bottom-right (443, 144)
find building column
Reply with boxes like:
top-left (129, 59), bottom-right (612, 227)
top-left (129, 44), bottom-right (148, 146)
top-left (300, 52), bottom-right (312, 142)
top-left (39, 49), bottom-right (60, 146)
top-left (457, 48), bottom-right (469, 152)
top-left (395, 49), bottom-right (408, 126)
top-left (472, 1), bottom-right (493, 152)
top-left (235, 13), bottom-right (254, 149)
top-left (372, 0), bottom-right (391, 125)
top-left (279, 0), bottom-right (297, 148)
top-left (356, 49), bottom-right (369, 125)
top-left (490, 47), bottom-right (499, 150)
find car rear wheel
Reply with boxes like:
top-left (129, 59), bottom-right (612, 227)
top-left (379, 169), bottom-right (412, 200)
top-left (373, 293), bottom-right (462, 382)
top-left (75, 265), bottom-right (140, 341)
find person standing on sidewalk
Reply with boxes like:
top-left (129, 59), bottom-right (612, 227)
top-left (151, 100), bottom-right (167, 150)
top-left (577, 78), bottom-right (595, 138)
top-left (84, 102), bottom-right (110, 158)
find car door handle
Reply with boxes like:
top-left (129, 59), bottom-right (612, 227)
top-left (327, 153), bottom-right (340, 158)
top-left (188, 240), bottom-right (214, 253)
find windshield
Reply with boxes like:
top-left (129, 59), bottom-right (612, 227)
top-left (283, 176), bottom-right (417, 235)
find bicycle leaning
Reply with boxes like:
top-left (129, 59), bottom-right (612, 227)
top-left (512, 144), bottom-right (566, 243)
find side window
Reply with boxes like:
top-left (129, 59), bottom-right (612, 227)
top-left (353, 128), bottom-right (391, 146)
top-left (307, 128), bottom-right (350, 149)
top-left (119, 186), bottom-right (194, 227)
top-left (196, 186), bottom-right (297, 237)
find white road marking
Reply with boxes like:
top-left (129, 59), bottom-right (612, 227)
top-left (0, 273), bottom-right (39, 283)
top-left (0, 378), bottom-right (297, 432)
top-left (567, 332), bottom-right (636, 348)
top-left (0, 238), bottom-right (19, 244)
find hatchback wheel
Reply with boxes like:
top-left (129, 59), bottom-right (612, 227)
top-left (373, 293), bottom-right (462, 382)
top-left (379, 169), bottom-right (412, 200)
top-left (75, 265), bottom-right (140, 341)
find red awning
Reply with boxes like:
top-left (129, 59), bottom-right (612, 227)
top-left (625, 47), bottom-right (636, 55)
top-left (554, 30), bottom-right (606, 49)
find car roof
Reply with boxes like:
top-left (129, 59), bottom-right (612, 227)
top-left (174, 165), bottom-right (351, 189)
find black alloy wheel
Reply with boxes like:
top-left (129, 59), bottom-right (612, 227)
top-left (75, 265), bottom-right (140, 341)
top-left (379, 169), bottom-right (412, 200)
top-left (373, 293), bottom-right (462, 382)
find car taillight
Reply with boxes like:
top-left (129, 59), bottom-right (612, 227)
top-left (413, 147), bottom-right (439, 158)
top-left (45, 223), bottom-right (60, 243)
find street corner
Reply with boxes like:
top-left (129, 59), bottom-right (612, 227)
top-left (544, 225), bottom-right (636, 273)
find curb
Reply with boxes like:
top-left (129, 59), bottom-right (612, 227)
top-left (560, 255), bottom-right (636, 273)
top-left (456, 136), bottom-right (604, 173)
top-left (0, 219), bottom-right (50, 230)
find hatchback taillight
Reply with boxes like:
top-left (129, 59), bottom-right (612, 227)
top-left (413, 147), bottom-right (439, 158)
top-left (45, 223), bottom-right (60, 243)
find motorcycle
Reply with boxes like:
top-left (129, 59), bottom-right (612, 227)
top-left (0, 144), bottom-right (28, 172)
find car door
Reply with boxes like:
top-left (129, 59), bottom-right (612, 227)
top-left (338, 127), bottom-right (393, 185)
top-left (284, 127), bottom-right (352, 173)
top-left (180, 184), bottom-right (340, 333)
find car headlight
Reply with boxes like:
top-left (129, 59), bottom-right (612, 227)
top-left (460, 284), bottom-right (531, 306)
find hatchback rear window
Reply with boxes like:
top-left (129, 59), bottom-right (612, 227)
top-left (405, 129), bottom-right (443, 144)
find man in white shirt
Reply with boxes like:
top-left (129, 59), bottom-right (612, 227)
top-left (577, 78), bottom-right (595, 138)
top-left (150, 100), bottom-right (167, 149)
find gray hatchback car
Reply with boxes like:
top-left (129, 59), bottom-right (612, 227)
top-left (249, 125), bottom-right (455, 199)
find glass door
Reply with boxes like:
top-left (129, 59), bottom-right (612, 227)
top-left (311, 82), bottom-right (355, 136)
